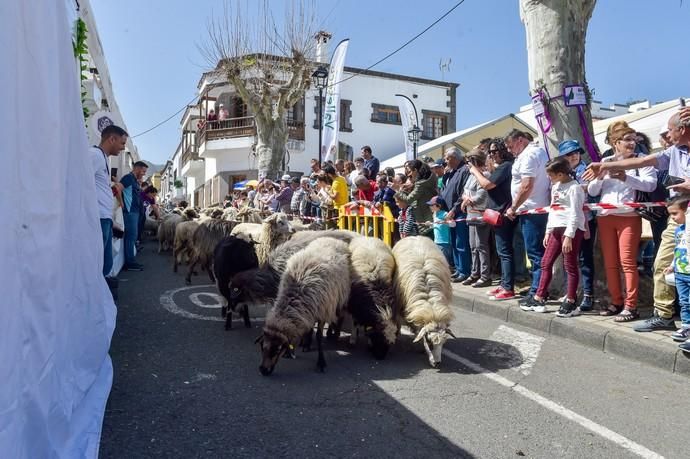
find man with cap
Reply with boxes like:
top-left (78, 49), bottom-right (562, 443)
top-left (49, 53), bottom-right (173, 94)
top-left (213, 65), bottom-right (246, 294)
top-left (440, 146), bottom-right (472, 282)
top-left (428, 158), bottom-right (446, 189)
top-left (275, 174), bottom-right (294, 214)
top-left (584, 111), bottom-right (690, 334)
top-left (559, 140), bottom-right (597, 312)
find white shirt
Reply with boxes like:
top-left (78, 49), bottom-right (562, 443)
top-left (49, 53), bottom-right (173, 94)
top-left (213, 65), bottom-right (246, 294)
top-left (547, 180), bottom-right (586, 238)
top-left (587, 154), bottom-right (657, 216)
top-left (511, 142), bottom-right (551, 211)
top-left (90, 146), bottom-right (114, 220)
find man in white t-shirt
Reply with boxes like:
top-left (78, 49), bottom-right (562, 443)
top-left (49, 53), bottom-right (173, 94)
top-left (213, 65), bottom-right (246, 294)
top-left (504, 129), bottom-right (551, 300)
top-left (91, 125), bottom-right (127, 280)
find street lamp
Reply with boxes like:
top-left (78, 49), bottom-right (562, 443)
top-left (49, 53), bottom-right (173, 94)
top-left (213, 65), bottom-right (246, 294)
top-left (311, 65), bottom-right (329, 166)
top-left (408, 125), bottom-right (422, 159)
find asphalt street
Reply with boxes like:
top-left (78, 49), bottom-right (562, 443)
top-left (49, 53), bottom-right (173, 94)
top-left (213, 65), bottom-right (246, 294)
top-left (100, 240), bottom-right (689, 459)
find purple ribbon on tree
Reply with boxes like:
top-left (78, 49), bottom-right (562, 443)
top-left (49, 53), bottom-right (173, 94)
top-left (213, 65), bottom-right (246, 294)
top-left (576, 105), bottom-right (600, 162)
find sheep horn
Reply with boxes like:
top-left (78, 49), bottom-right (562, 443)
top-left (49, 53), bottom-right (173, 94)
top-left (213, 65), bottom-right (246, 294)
top-left (254, 334), bottom-right (264, 345)
top-left (413, 327), bottom-right (426, 343)
top-left (446, 328), bottom-right (457, 339)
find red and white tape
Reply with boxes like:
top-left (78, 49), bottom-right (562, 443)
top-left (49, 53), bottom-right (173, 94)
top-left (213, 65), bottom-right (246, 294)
top-left (517, 201), bottom-right (667, 215)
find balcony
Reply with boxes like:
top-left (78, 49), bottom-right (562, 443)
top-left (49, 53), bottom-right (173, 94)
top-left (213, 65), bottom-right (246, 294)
top-left (199, 116), bottom-right (257, 143)
top-left (181, 142), bottom-right (198, 169)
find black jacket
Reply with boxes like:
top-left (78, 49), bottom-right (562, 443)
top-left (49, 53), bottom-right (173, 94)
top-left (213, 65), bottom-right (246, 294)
top-left (440, 164), bottom-right (470, 215)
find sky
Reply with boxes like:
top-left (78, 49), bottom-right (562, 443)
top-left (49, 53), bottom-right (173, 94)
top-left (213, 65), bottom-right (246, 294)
top-left (90, 0), bottom-right (690, 165)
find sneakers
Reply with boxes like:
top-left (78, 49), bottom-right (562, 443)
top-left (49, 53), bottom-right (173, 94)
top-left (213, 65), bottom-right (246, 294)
top-left (490, 289), bottom-right (515, 301)
top-left (633, 313), bottom-right (676, 332)
top-left (486, 286), bottom-right (502, 296)
top-left (556, 299), bottom-right (578, 318)
top-left (472, 278), bottom-right (492, 288)
top-left (124, 263), bottom-right (144, 271)
top-left (680, 341), bottom-right (690, 353)
top-left (671, 327), bottom-right (690, 342)
top-left (579, 295), bottom-right (593, 312)
top-left (520, 296), bottom-right (547, 313)
top-left (518, 294), bottom-right (533, 306)
top-left (461, 276), bottom-right (479, 286)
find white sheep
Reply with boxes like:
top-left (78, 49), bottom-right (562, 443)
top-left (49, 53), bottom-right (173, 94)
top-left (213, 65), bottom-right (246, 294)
top-left (257, 237), bottom-right (351, 375)
top-left (231, 213), bottom-right (295, 266)
top-left (236, 207), bottom-right (263, 224)
top-left (346, 237), bottom-right (398, 359)
top-left (158, 208), bottom-right (198, 253)
top-left (172, 220), bottom-right (199, 272)
top-left (392, 236), bottom-right (455, 368)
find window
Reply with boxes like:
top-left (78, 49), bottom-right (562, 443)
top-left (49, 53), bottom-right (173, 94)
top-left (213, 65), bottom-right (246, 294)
top-left (370, 103), bottom-right (401, 125)
top-left (422, 111), bottom-right (448, 139)
top-left (313, 97), bottom-right (353, 132)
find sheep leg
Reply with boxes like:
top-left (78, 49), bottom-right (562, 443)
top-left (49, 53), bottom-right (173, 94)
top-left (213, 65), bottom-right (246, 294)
top-left (224, 309), bottom-right (233, 330)
top-left (301, 329), bottom-right (313, 352)
top-left (172, 247), bottom-right (179, 272)
top-left (185, 257), bottom-right (198, 285)
top-left (316, 322), bottom-right (327, 373)
top-left (242, 304), bottom-right (251, 328)
top-left (207, 262), bottom-right (216, 283)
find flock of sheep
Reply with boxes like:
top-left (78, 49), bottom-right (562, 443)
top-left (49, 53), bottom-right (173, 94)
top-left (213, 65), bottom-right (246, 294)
top-left (155, 206), bottom-right (456, 375)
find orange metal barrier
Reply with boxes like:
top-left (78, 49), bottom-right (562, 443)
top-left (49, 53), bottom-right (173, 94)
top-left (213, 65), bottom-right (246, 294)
top-left (337, 204), bottom-right (396, 246)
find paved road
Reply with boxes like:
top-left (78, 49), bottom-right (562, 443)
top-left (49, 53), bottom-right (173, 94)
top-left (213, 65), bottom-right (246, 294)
top-left (100, 240), bottom-right (688, 458)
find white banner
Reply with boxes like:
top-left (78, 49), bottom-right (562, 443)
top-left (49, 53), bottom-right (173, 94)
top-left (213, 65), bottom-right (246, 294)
top-left (396, 94), bottom-right (419, 161)
top-left (321, 39), bottom-right (349, 163)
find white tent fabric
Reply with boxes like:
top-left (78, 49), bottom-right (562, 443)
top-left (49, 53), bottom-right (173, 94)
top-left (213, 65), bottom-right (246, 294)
top-left (0, 1), bottom-right (116, 457)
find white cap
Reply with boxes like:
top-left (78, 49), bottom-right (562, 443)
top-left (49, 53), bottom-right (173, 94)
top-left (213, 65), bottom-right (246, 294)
top-left (281, 174), bottom-right (291, 181)
top-left (659, 125), bottom-right (669, 136)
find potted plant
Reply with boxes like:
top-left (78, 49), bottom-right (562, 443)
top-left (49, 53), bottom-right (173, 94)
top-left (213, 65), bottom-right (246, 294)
top-left (174, 179), bottom-right (184, 198)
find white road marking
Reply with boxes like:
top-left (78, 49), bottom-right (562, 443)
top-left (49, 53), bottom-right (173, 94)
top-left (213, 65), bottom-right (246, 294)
top-left (442, 349), bottom-right (664, 459)
top-left (478, 325), bottom-right (544, 375)
top-left (160, 285), bottom-right (265, 324)
top-left (189, 292), bottom-right (225, 309)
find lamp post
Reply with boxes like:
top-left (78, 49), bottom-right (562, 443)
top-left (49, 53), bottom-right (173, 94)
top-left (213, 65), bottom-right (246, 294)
top-left (311, 66), bottom-right (329, 167)
top-left (408, 125), bottom-right (422, 159)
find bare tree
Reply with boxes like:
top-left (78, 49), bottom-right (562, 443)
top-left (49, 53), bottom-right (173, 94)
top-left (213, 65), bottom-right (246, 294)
top-left (200, 0), bottom-right (318, 179)
top-left (520, 0), bottom-right (597, 158)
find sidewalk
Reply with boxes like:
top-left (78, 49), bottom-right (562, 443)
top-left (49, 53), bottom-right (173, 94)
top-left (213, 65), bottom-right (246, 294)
top-left (451, 283), bottom-right (690, 377)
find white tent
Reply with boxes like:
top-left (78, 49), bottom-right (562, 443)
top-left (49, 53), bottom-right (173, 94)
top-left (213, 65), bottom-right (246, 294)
top-left (0, 1), bottom-right (116, 457)
top-left (380, 114), bottom-right (538, 170)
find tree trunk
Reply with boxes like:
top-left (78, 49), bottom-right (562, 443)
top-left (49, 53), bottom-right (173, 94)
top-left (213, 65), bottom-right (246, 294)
top-left (255, 116), bottom-right (288, 180)
top-left (520, 0), bottom-right (597, 159)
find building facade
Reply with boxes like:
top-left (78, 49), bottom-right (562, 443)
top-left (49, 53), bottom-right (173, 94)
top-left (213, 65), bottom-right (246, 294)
top-left (170, 60), bottom-right (457, 207)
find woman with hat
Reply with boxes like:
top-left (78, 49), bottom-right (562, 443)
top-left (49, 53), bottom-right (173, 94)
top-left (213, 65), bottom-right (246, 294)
top-left (587, 125), bottom-right (657, 321)
top-left (558, 139), bottom-right (597, 312)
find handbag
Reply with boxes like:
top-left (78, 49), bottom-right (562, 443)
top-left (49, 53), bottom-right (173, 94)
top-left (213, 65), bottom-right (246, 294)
top-left (482, 208), bottom-right (503, 226)
top-left (633, 159), bottom-right (668, 223)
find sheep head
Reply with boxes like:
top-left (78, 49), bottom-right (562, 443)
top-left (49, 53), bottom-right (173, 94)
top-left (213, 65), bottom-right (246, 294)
top-left (364, 305), bottom-right (398, 360)
top-left (413, 322), bottom-right (456, 368)
top-left (256, 327), bottom-right (292, 376)
top-left (265, 213), bottom-right (295, 235)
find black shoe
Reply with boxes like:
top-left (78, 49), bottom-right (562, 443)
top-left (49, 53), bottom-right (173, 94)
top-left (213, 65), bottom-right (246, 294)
top-left (452, 275), bottom-right (468, 283)
top-left (124, 263), bottom-right (144, 271)
top-left (556, 299), bottom-right (578, 318)
top-left (461, 276), bottom-right (479, 286)
top-left (518, 294), bottom-right (533, 305)
top-left (680, 341), bottom-right (690, 353)
top-left (472, 278), bottom-right (492, 288)
top-left (633, 313), bottom-right (676, 332)
top-left (579, 295), bottom-right (593, 312)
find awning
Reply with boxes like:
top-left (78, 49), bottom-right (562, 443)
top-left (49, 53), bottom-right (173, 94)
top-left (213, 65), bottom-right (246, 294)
top-left (380, 114), bottom-right (538, 170)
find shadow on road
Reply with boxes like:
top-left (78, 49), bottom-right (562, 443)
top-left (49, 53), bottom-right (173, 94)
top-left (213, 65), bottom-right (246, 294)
top-left (100, 239), bottom-right (523, 458)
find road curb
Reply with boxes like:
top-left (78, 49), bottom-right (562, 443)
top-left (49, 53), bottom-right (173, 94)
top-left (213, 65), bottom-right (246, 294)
top-left (453, 289), bottom-right (687, 378)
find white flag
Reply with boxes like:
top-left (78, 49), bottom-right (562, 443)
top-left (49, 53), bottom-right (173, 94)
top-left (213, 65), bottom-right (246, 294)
top-left (322, 39), bottom-right (349, 163)
top-left (396, 94), bottom-right (419, 161)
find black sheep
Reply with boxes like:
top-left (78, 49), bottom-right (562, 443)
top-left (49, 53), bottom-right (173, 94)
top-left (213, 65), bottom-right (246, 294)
top-left (224, 267), bottom-right (280, 330)
top-left (212, 236), bottom-right (259, 322)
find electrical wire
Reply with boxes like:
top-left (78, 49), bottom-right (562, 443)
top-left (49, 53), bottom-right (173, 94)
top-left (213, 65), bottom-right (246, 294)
top-left (130, 0), bottom-right (467, 139)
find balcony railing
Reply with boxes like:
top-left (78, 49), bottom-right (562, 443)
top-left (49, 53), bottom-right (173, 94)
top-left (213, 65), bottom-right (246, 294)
top-left (181, 143), bottom-right (198, 168)
top-left (198, 116), bottom-right (306, 144)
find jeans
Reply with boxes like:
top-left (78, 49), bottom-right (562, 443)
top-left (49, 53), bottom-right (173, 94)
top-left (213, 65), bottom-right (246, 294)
top-left (453, 217), bottom-right (472, 277)
top-left (469, 224), bottom-right (491, 280)
top-left (494, 218), bottom-right (516, 291)
top-left (100, 218), bottom-right (113, 277)
top-left (124, 211), bottom-right (140, 266)
top-left (579, 218), bottom-right (597, 296)
top-left (675, 272), bottom-right (690, 327)
top-left (437, 243), bottom-right (454, 270)
top-left (536, 228), bottom-right (584, 300)
top-left (513, 222), bottom-right (529, 280)
top-left (520, 214), bottom-right (548, 295)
